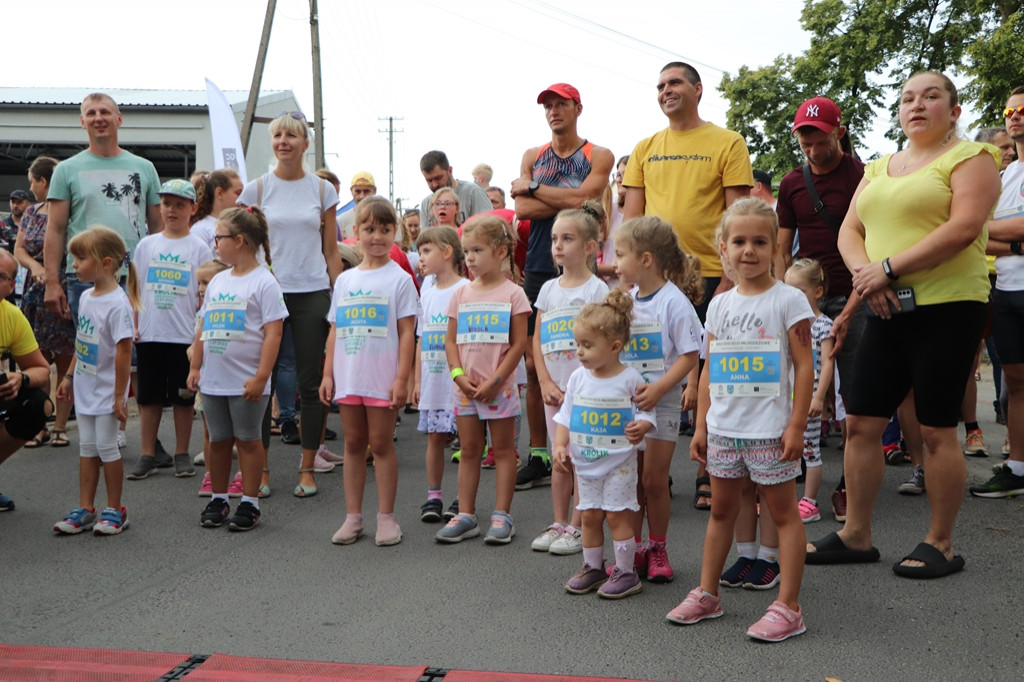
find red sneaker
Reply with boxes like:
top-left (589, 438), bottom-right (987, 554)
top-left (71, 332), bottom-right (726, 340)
top-left (646, 543), bottom-right (674, 583)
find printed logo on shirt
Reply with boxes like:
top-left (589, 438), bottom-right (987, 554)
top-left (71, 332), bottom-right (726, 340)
top-left (646, 153), bottom-right (711, 163)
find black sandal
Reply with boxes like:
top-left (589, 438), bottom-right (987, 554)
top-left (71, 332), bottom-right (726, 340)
top-left (693, 475), bottom-right (712, 511)
top-left (51, 430), bottom-right (70, 448)
top-left (24, 430), bottom-right (50, 448)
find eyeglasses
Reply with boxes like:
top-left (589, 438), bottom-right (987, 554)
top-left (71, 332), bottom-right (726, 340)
top-left (277, 111), bottom-right (306, 121)
top-left (1004, 105), bottom-right (1024, 118)
top-left (213, 234), bottom-right (236, 243)
top-left (434, 201), bottom-right (457, 208)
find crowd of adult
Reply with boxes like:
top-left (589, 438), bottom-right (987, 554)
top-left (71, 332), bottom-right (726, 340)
top-left (1, 68), bottom-right (1021, 588)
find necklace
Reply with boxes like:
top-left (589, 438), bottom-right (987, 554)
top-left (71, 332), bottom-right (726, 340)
top-left (897, 130), bottom-right (957, 174)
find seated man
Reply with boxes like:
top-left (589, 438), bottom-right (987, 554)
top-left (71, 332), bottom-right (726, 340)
top-left (0, 248), bottom-right (54, 511)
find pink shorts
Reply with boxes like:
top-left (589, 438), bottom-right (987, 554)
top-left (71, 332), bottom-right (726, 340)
top-left (454, 385), bottom-right (520, 420)
top-left (337, 395), bottom-right (392, 408)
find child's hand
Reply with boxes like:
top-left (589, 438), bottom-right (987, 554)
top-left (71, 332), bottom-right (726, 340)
top-left (319, 376), bottom-right (334, 406)
top-left (114, 396), bottom-right (128, 422)
top-left (56, 376), bottom-right (72, 402)
top-left (412, 385), bottom-right (421, 407)
top-left (781, 424), bottom-right (804, 462)
top-left (539, 378), bottom-right (564, 408)
top-left (690, 429), bottom-right (708, 464)
top-left (186, 369), bottom-right (200, 393)
top-left (553, 444), bottom-right (569, 465)
top-left (682, 383), bottom-right (698, 411)
top-left (625, 420), bottom-right (653, 445)
top-left (389, 378), bottom-right (408, 410)
top-left (454, 374), bottom-right (479, 400)
top-left (634, 381), bottom-right (664, 412)
top-left (242, 376), bottom-right (265, 402)
top-left (474, 375), bottom-right (503, 404)
top-left (809, 396), bottom-right (823, 419)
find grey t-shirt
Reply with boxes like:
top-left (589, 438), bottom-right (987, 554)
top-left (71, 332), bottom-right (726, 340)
top-left (420, 179), bottom-right (493, 227)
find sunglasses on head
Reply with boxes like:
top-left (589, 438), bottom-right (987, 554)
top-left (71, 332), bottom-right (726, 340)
top-left (278, 111), bottom-right (306, 121)
top-left (1004, 105), bottom-right (1024, 118)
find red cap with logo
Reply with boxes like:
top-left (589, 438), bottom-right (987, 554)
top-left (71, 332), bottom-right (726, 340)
top-left (537, 83), bottom-right (581, 105)
top-left (792, 97), bottom-right (842, 133)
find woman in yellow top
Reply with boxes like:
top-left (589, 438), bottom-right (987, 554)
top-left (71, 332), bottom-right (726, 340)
top-left (806, 71), bottom-right (1001, 579)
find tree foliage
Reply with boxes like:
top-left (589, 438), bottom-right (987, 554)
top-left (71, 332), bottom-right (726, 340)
top-left (719, 0), bottom-right (1021, 180)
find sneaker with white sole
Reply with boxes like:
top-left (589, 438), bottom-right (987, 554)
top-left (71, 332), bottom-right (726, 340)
top-left (228, 501), bottom-right (260, 531)
top-left (964, 429), bottom-right (988, 457)
top-left (317, 445), bottom-right (344, 464)
top-left (93, 507), bottom-right (129, 535)
top-left (312, 452), bottom-right (336, 473)
top-left (174, 454), bottom-right (195, 478)
top-left (549, 526), bottom-right (583, 555)
top-left (746, 600), bottom-right (806, 642)
top-left (666, 587), bottom-right (723, 625)
top-left (531, 524), bottom-right (563, 552)
top-left (435, 513), bottom-right (479, 543)
top-left (969, 463), bottom-right (1024, 498)
top-left (200, 498), bottom-right (230, 528)
top-left (742, 559), bottom-right (780, 590)
top-left (484, 511), bottom-right (515, 545)
top-left (198, 472), bottom-right (213, 496)
top-left (898, 466), bottom-right (925, 495)
top-left (720, 556), bottom-right (756, 588)
top-left (54, 507), bottom-right (96, 534)
top-left (126, 456), bottom-right (158, 480)
top-left (564, 563), bottom-right (607, 594)
top-left (193, 451), bottom-right (205, 466)
top-left (228, 472), bottom-right (244, 498)
top-left (797, 498), bottom-right (820, 523)
top-left (597, 567), bottom-right (643, 599)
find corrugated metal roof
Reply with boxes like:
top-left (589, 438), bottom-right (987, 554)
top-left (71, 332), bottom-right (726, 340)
top-left (0, 87), bottom-right (288, 107)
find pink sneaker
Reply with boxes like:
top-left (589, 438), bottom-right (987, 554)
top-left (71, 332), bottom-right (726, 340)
top-left (228, 472), bottom-right (243, 498)
top-left (746, 600), bottom-right (806, 642)
top-left (375, 515), bottom-right (402, 547)
top-left (481, 447), bottom-right (496, 468)
top-left (646, 543), bottom-right (674, 583)
top-left (666, 587), bottom-right (723, 625)
top-left (798, 497), bottom-right (821, 523)
top-left (331, 515), bottom-right (365, 545)
top-left (606, 546), bottom-right (648, 578)
top-left (313, 452), bottom-right (336, 473)
top-left (198, 472), bottom-right (212, 497)
top-left (318, 445), bottom-right (344, 464)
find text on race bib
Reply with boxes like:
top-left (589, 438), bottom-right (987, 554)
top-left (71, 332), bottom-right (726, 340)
top-left (456, 301), bottom-right (512, 344)
top-left (708, 338), bottom-right (781, 398)
top-left (621, 320), bottom-right (665, 372)
top-left (337, 294), bottom-right (390, 338)
top-left (569, 395), bottom-right (632, 458)
top-left (539, 304), bottom-right (580, 356)
top-left (201, 299), bottom-right (247, 342)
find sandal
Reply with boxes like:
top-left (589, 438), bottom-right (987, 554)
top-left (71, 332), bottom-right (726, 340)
top-left (259, 467), bottom-right (271, 498)
top-left (693, 476), bottom-right (712, 511)
top-left (24, 430), bottom-right (50, 448)
top-left (293, 467), bottom-right (317, 498)
top-left (51, 430), bottom-right (70, 448)
top-left (270, 417), bottom-right (282, 436)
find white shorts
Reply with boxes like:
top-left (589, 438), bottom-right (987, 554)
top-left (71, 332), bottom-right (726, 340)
top-left (576, 458), bottom-right (640, 512)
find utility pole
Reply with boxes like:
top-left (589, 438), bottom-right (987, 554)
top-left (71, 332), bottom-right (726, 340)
top-left (241, 0), bottom-right (277, 154)
top-left (378, 116), bottom-right (404, 203)
top-left (309, 0), bottom-right (325, 169)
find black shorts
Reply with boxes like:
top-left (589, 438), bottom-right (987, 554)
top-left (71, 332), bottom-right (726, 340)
top-left (992, 289), bottom-right (1024, 365)
top-left (136, 342), bottom-right (195, 406)
top-left (845, 301), bottom-right (985, 427)
top-left (523, 270), bottom-right (556, 337)
top-left (821, 294), bottom-right (867, 402)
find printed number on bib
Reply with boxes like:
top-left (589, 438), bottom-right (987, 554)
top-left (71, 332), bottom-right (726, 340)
top-left (621, 320), bottom-right (664, 372)
top-left (569, 395), bottom-right (632, 460)
top-left (539, 304), bottom-right (580, 355)
top-left (709, 338), bottom-right (781, 397)
top-left (421, 320), bottom-right (447, 364)
top-left (456, 302), bottom-right (512, 344)
top-left (145, 259), bottom-right (190, 295)
top-left (337, 294), bottom-right (390, 338)
top-left (201, 299), bottom-right (247, 341)
top-left (75, 331), bottom-right (100, 376)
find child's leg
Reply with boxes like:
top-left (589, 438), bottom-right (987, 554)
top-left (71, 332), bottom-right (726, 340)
top-left (366, 406), bottom-right (399, 514)
top-left (629, 449), bottom-right (646, 541)
top-left (235, 439), bottom-right (264, 498)
top-left (641, 437), bottom-right (674, 537)
top-left (95, 413), bottom-right (123, 509)
top-left (341, 403), bottom-right (370, 515)
top-left (700, 476), bottom-right (745, 595)
top-left (425, 431), bottom-right (447, 490)
top-left (545, 403), bottom-right (574, 526)
top-left (734, 477), bottom-right (757, 543)
top-left (488, 416), bottom-right (517, 513)
top-left (455, 415), bottom-right (486, 516)
top-left (581, 508), bottom-right (605, 566)
top-left (760, 479), bottom-right (805, 611)
top-left (803, 412), bottom-right (823, 502)
top-left (76, 413), bottom-right (100, 510)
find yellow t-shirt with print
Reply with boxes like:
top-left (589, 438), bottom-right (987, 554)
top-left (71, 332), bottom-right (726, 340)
top-left (0, 299), bottom-right (39, 358)
top-left (858, 141), bottom-right (999, 306)
top-left (624, 123), bottom-right (753, 277)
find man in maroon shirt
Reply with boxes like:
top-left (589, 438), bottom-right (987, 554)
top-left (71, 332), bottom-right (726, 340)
top-left (774, 97), bottom-right (865, 521)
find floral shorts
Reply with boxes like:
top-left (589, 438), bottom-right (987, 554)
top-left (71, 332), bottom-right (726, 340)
top-left (576, 458), bottom-right (640, 512)
top-left (706, 433), bottom-right (801, 486)
top-left (418, 409), bottom-right (457, 434)
top-left (454, 386), bottom-right (520, 420)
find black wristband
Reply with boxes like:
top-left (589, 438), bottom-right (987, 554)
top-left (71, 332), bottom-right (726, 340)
top-left (1011, 240), bottom-right (1022, 256)
top-left (882, 257), bottom-right (899, 281)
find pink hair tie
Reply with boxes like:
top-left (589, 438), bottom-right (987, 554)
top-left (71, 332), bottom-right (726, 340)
top-left (246, 206), bottom-right (254, 213)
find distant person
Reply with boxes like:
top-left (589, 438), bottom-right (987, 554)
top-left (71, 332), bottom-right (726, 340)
top-left (472, 163), bottom-right (493, 188)
top-left (751, 170), bottom-right (776, 208)
top-left (190, 169), bottom-right (244, 252)
top-left (338, 171), bottom-right (376, 240)
top-left (975, 126), bottom-right (1016, 171)
top-left (3, 189), bottom-right (32, 252)
top-left (418, 151), bottom-right (492, 227)
top-left (598, 155), bottom-right (629, 287)
top-left (485, 186), bottom-right (506, 210)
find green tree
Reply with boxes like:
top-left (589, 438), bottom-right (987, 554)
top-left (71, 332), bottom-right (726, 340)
top-left (963, 4), bottom-right (1024, 125)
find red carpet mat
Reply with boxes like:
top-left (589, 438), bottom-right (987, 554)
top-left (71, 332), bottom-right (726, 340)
top-left (186, 653), bottom-right (427, 681)
top-left (0, 643), bottom-right (191, 681)
top-left (444, 672), bottom-right (678, 682)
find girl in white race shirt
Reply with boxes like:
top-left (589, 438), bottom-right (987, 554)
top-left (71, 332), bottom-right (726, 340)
top-left (190, 169), bottom-right (243, 252)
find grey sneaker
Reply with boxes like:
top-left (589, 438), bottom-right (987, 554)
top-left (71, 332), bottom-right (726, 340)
top-left (127, 456), bottom-right (158, 480)
top-left (483, 511), bottom-right (515, 545)
top-left (598, 566), bottom-right (643, 599)
top-left (435, 513), bottom-right (480, 543)
top-left (154, 440), bottom-right (173, 467)
top-left (898, 466), bottom-right (925, 495)
top-left (565, 563), bottom-right (607, 594)
top-left (54, 507), bottom-right (97, 534)
top-left (174, 454), bottom-right (196, 478)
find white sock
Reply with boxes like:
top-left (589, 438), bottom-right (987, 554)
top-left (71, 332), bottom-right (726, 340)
top-left (737, 541), bottom-right (759, 560)
top-left (758, 545), bottom-right (779, 563)
top-left (802, 496), bottom-right (817, 506)
top-left (211, 493), bottom-right (229, 502)
top-left (1007, 460), bottom-right (1024, 476)
top-left (241, 495), bottom-right (259, 509)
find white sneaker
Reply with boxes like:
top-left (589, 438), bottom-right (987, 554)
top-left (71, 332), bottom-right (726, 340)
top-left (530, 524), bottom-right (563, 552)
top-left (317, 445), bottom-right (344, 464)
top-left (312, 452), bottom-right (336, 473)
top-left (117, 431), bottom-right (127, 448)
top-left (193, 451), bottom-right (205, 466)
top-left (549, 526), bottom-right (583, 555)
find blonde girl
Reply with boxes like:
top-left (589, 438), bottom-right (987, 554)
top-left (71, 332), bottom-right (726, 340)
top-left (611, 216), bottom-right (702, 582)
top-left (436, 216), bottom-right (530, 545)
top-left (187, 206), bottom-right (287, 532)
top-left (668, 198), bottom-right (813, 642)
top-left (321, 197), bottom-right (418, 547)
top-left (190, 169), bottom-right (243, 252)
top-left (784, 259), bottom-right (835, 523)
top-left (430, 187), bottom-right (460, 228)
top-left (54, 226), bottom-right (140, 536)
top-left (557, 288), bottom-right (655, 598)
top-left (531, 205), bottom-right (608, 555)
top-left (413, 227), bottom-right (468, 522)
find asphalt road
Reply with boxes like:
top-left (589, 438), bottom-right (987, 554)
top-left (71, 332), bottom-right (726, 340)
top-left (1, 373), bottom-right (1022, 681)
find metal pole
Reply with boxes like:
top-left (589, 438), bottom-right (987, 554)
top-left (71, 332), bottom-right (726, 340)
top-left (309, 0), bottom-right (325, 169)
top-left (241, 0), bottom-right (277, 155)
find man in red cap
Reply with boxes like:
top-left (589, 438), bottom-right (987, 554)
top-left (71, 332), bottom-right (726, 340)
top-left (510, 83), bottom-right (613, 491)
top-left (775, 96), bottom-right (865, 522)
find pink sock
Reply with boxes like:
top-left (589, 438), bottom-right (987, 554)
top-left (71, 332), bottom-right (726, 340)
top-left (583, 546), bottom-right (603, 569)
top-left (615, 539), bottom-right (637, 573)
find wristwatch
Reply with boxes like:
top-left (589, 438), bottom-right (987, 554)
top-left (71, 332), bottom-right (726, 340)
top-left (528, 180), bottom-right (540, 197)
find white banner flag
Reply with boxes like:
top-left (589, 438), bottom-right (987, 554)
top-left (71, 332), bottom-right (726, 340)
top-left (205, 78), bottom-right (248, 181)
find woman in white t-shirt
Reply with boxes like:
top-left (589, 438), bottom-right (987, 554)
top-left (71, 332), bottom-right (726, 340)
top-left (238, 113), bottom-right (343, 498)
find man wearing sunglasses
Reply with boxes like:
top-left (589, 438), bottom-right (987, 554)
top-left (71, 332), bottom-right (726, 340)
top-left (972, 87), bottom-right (1024, 498)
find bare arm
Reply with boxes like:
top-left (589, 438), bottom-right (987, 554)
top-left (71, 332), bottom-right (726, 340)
top-left (987, 216), bottom-right (1024, 242)
top-left (528, 147), bottom-right (616, 211)
top-left (390, 316), bottom-right (417, 408)
top-left (622, 185), bottom-right (646, 221)
top-left (784, 319), bottom-right (814, 462)
top-left (322, 209), bottom-right (344, 286)
top-left (44, 199), bottom-right (70, 317)
top-left (13, 226), bottom-right (43, 281)
top-left (723, 185), bottom-right (750, 207)
top-left (776, 226), bottom-right (795, 279)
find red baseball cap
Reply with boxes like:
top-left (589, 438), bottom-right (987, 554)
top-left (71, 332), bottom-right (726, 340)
top-left (537, 83), bottom-right (581, 105)
top-left (792, 97), bottom-right (842, 133)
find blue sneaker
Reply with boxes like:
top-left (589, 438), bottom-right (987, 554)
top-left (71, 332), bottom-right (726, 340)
top-left (0, 492), bottom-right (14, 512)
top-left (720, 556), bottom-right (757, 588)
top-left (93, 507), bottom-right (129, 535)
top-left (483, 511), bottom-right (515, 545)
top-left (742, 559), bottom-right (780, 590)
top-left (54, 507), bottom-right (96, 534)
top-left (435, 513), bottom-right (479, 543)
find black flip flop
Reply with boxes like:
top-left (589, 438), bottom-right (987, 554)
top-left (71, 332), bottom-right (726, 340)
top-left (805, 531), bottom-right (880, 564)
top-left (892, 542), bottom-right (965, 579)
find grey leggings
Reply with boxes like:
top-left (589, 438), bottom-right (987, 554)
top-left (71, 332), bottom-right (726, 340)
top-left (280, 290), bottom-right (331, 449)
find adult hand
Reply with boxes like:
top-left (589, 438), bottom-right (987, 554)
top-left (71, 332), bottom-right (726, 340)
top-left (851, 261), bottom-right (890, 298)
top-left (864, 288), bottom-right (900, 319)
top-left (509, 176), bottom-right (532, 198)
top-left (0, 372), bottom-right (21, 401)
top-left (44, 281), bottom-right (70, 319)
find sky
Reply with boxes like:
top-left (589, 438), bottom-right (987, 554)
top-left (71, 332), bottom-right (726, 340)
top-left (7, 0), bottom-right (907, 208)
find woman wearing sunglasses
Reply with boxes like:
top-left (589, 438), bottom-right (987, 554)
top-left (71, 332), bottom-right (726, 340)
top-left (238, 111), bottom-right (344, 498)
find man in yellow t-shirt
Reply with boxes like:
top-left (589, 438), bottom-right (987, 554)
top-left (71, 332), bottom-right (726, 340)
top-left (623, 61), bottom-right (753, 320)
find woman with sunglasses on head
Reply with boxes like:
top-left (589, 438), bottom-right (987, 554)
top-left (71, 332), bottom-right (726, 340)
top-left (238, 112), bottom-right (344, 498)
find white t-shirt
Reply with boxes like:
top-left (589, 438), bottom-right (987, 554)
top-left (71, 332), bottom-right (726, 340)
top-left (554, 365), bottom-right (656, 479)
top-left (994, 160), bottom-right (1024, 291)
top-left (623, 280), bottom-right (702, 388)
top-left (704, 280), bottom-right (814, 439)
top-left (198, 266), bottom-right (288, 396)
top-left (134, 232), bottom-right (213, 344)
top-left (535, 274), bottom-right (609, 390)
top-left (73, 288), bottom-right (135, 416)
top-left (190, 215), bottom-right (217, 253)
top-left (238, 173), bottom-right (340, 294)
top-left (417, 275), bottom-right (469, 410)
top-left (329, 261), bottom-right (420, 402)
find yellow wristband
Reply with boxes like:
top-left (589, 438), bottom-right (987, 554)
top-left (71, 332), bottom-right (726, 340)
top-left (450, 367), bottom-right (465, 380)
